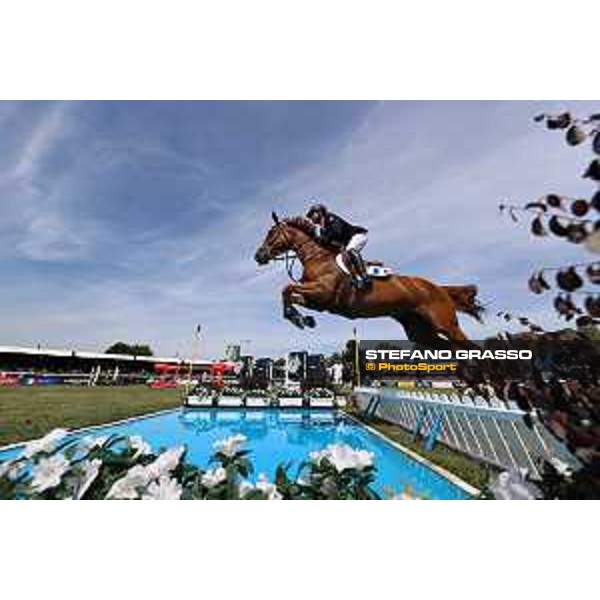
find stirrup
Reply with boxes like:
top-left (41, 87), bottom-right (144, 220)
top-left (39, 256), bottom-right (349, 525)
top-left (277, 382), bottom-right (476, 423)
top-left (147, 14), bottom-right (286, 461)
top-left (355, 276), bottom-right (371, 290)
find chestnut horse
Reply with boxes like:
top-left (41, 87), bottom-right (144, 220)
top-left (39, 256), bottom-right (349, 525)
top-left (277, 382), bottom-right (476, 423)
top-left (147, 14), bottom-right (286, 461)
top-left (254, 214), bottom-right (484, 349)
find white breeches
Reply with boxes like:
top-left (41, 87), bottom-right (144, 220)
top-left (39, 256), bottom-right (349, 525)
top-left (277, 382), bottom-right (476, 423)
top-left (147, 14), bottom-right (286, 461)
top-left (346, 233), bottom-right (368, 252)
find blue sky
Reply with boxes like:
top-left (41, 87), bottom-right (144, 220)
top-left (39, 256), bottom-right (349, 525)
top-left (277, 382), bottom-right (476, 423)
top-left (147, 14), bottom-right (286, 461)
top-left (1, 100), bottom-right (598, 359)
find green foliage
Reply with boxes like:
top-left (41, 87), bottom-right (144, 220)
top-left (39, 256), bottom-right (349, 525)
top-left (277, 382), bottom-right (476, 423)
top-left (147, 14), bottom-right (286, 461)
top-left (105, 342), bottom-right (154, 356)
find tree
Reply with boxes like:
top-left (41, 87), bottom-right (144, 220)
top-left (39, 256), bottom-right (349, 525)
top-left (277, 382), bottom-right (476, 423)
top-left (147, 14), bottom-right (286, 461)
top-left (500, 110), bottom-right (600, 498)
top-left (501, 111), bottom-right (600, 325)
top-left (105, 342), bottom-right (154, 357)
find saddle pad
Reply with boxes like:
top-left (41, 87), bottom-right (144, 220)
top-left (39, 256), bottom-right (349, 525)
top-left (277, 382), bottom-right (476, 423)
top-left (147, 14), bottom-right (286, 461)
top-left (367, 264), bottom-right (392, 278)
top-left (335, 253), bottom-right (392, 278)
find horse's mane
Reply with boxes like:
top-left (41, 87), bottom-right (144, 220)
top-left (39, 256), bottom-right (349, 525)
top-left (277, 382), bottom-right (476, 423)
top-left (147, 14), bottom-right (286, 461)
top-left (283, 216), bottom-right (316, 237)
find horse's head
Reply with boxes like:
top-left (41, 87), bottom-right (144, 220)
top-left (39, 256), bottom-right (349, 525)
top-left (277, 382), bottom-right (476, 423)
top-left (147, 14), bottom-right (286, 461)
top-left (254, 212), bottom-right (295, 265)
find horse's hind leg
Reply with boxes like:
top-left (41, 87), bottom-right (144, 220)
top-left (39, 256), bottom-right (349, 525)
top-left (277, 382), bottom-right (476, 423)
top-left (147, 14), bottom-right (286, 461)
top-left (416, 301), bottom-right (494, 385)
top-left (417, 300), bottom-right (477, 350)
top-left (395, 312), bottom-right (448, 348)
top-left (396, 312), bottom-right (485, 386)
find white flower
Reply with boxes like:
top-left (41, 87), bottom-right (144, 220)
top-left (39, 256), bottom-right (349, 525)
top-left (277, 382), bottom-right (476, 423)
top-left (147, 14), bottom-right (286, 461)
top-left (255, 473), bottom-right (282, 500)
top-left (106, 465), bottom-right (150, 500)
top-left (80, 435), bottom-right (108, 451)
top-left (239, 481), bottom-right (255, 498)
top-left (201, 467), bottom-right (227, 488)
top-left (240, 474), bottom-right (282, 500)
top-left (129, 436), bottom-right (152, 458)
top-left (309, 449), bottom-right (327, 463)
top-left (310, 444), bottom-right (374, 472)
top-left (550, 457), bottom-right (573, 477)
top-left (146, 446), bottom-right (185, 479)
top-left (75, 459), bottom-right (102, 499)
top-left (142, 475), bottom-right (182, 500)
top-left (22, 428), bottom-right (68, 459)
top-left (213, 434), bottom-right (247, 457)
top-left (30, 454), bottom-right (70, 492)
top-left (490, 469), bottom-right (542, 500)
top-left (106, 446), bottom-right (185, 499)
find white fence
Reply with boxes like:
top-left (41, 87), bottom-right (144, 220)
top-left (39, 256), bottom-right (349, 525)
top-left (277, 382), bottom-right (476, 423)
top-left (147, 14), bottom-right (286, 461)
top-left (354, 387), bottom-right (579, 479)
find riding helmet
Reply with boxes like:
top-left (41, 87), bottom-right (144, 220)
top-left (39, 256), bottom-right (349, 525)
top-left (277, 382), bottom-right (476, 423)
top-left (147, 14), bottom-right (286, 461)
top-left (307, 203), bottom-right (328, 219)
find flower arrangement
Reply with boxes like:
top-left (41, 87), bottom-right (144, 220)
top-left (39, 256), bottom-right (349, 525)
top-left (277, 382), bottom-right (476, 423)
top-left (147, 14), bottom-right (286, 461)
top-left (0, 429), bottom-right (383, 500)
top-left (219, 386), bottom-right (245, 397)
top-left (245, 388), bottom-right (270, 398)
top-left (191, 385), bottom-right (215, 398)
top-left (307, 387), bottom-right (335, 398)
top-left (273, 387), bottom-right (303, 398)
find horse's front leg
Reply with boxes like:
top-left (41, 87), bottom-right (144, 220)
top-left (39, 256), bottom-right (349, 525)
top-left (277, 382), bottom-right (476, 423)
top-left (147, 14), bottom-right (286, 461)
top-left (282, 284), bottom-right (305, 329)
top-left (282, 284), bottom-right (321, 329)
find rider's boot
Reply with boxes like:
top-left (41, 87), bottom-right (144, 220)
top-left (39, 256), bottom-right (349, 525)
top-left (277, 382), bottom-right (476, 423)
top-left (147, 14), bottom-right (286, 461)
top-left (348, 249), bottom-right (371, 290)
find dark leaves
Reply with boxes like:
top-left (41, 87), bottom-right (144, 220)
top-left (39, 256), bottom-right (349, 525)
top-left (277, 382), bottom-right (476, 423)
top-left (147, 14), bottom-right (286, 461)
top-left (575, 315), bottom-right (595, 328)
top-left (593, 131), bottom-right (600, 156)
top-left (545, 194), bottom-right (563, 209)
top-left (528, 271), bottom-right (550, 294)
top-left (570, 199), bottom-right (590, 217)
top-left (554, 294), bottom-right (580, 320)
top-left (548, 215), bottom-right (569, 237)
top-left (531, 216), bottom-right (546, 236)
top-left (546, 112), bottom-right (572, 130)
top-left (584, 296), bottom-right (600, 318)
top-left (566, 223), bottom-right (588, 244)
top-left (556, 267), bottom-right (583, 292)
top-left (583, 159), bottom-right (600, 181)
top-left (586, 263), bottom-right (600, 285)
top-left (566, 125), bottom-right (587, 146)
top-left (524, 201), bottom-right (548, 212)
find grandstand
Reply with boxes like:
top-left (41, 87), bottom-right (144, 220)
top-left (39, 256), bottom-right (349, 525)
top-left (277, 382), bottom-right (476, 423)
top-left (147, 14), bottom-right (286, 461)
top-left (0, 345), bottom-right (212, 386)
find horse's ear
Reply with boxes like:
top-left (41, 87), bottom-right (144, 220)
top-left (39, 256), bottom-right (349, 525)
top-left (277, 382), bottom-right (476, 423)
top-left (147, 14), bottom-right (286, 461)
top-left (271, 211), bottom-right (280, 224)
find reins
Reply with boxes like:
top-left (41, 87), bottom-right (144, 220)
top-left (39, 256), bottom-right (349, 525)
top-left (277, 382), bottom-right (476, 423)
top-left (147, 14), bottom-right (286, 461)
top-left (273, 250), bottom-right (300, 282)
top-left (270, 220), bottom-right (326, 283)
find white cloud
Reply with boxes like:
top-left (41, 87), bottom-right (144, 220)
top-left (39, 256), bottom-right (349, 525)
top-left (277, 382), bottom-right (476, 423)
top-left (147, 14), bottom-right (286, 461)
top-left (11, 102), bottom-right (70, 180)
top-left (0, 102), bottom-right (102, 262)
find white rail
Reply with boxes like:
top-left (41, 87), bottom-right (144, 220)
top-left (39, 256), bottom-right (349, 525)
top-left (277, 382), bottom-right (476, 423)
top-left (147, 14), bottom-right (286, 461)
top-left (354, 387), bottom-right (579, 479)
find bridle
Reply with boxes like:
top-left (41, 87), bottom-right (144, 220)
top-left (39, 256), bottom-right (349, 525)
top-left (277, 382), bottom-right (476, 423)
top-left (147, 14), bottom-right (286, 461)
top-left (267, 212), bottom-right (320, 283)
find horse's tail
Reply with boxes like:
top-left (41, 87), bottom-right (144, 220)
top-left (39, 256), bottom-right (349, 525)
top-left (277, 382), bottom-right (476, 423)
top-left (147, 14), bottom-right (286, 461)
top-left (443, 285), bottom-right (485, 323)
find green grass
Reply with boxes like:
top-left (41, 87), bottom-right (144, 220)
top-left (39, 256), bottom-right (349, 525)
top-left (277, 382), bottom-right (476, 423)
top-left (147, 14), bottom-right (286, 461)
top-left (345, 409), bottom-right (496, 490)
top-left (0, 385), bottom-right (181, 447)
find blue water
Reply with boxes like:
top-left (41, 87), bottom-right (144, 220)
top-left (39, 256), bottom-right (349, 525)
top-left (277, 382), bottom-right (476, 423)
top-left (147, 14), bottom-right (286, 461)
top-left (0, 409), bottom-right (470, 499)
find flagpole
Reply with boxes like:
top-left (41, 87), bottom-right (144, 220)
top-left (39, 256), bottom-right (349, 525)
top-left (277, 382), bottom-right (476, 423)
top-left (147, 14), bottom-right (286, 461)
top-left (353, 326), bottom-right (360, 388)
top-left (188, 324), bottom-right (201, 392)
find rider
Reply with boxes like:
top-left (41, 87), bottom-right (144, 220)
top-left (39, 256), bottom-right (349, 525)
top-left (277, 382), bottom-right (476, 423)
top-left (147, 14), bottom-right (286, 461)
top-left (306, 203), bottom-right (370, 289)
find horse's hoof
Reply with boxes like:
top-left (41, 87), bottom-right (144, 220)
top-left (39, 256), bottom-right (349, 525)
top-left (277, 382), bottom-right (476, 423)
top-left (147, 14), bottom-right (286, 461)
top-left (290, 317), bottom-right (304, 329)
top-left (303, 316), bottom-right (317, 328)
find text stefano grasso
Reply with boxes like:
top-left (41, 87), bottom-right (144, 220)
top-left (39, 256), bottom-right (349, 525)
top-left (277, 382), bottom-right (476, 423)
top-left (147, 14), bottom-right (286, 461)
top-left (363, 349), bottom-right (533, 361)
